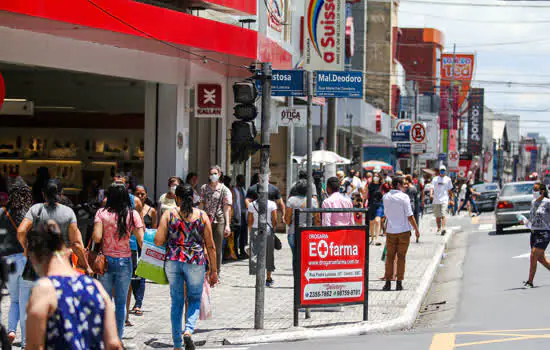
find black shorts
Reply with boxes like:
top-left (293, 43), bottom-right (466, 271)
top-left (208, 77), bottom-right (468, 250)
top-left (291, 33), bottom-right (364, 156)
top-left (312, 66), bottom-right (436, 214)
top-left (530, 230), bottom-right (550, 250)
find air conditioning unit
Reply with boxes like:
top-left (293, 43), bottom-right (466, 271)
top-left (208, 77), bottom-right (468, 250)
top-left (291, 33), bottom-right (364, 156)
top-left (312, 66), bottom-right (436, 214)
top-left (0, 100), bottom-right (34, 116)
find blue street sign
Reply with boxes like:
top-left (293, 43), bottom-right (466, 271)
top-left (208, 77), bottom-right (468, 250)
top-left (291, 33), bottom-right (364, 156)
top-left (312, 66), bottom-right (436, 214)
top-left (439, 153), bottom-right (447, 161)
top-left (256, 70), bottom-right (305, 96)
top-left (314, 71), bottom-right (363, 98)
top-left (392, 131), bottom-right (410, 142)
top-left (396, 143), bottom-right (411, 159)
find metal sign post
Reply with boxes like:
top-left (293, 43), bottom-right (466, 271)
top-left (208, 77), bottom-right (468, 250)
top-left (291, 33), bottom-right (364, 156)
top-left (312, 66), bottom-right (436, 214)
top-left (293, 208), bottom-right (369, 327)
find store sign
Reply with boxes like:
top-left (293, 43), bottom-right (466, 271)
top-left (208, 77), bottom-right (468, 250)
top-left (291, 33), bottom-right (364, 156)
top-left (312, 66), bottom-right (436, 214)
top-left (467, 88), bottom-right (484, 155)
top-left (277, 106), bottom-right (307, 127)
top-left (304, 0), bottom-right (346, 71)
top-left (397, 143), bottom-right (411, 158)
top-left (267, 0), bottom-right (285, 32)
top-left (314, 71), bottom-right (363, 98)
top-left (300, 228), bottom-right (366, 306)
top-left (440, 53), bottom-right (475, 110)
top-left (195, 83), bottom-right (222, 118)
top-left (449, 151), bottom-right (459, 170)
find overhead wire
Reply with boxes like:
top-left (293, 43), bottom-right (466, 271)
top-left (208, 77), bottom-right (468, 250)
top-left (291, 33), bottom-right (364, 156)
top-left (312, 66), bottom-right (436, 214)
top-left (398, 0), bottom-right (550, 8)
top-left (400, 10), bottom-right (550, 23)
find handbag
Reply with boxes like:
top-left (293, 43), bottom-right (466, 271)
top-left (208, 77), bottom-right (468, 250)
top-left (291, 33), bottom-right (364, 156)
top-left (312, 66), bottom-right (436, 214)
top-left (85, 237), bottom-right (107, 275)
top-left (22, 205), bottom-right (43, 281)
top-left (207, 186), bottom-right (226, 224)
top-left (274, 235), bottom-right (282, 251)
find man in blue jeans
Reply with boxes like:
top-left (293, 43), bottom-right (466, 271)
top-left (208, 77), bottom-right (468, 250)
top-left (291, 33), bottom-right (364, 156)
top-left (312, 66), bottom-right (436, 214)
top-left (458, 180), bottom-right (481, 217)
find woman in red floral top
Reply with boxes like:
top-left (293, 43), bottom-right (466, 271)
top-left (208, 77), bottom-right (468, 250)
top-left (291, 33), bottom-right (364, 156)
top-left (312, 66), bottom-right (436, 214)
top-left (155, 184), bottom-right (217, 350)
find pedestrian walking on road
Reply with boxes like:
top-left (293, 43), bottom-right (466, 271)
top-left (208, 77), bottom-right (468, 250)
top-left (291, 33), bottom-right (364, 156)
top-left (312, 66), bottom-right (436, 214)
top-left (322, 177), bottom-right (354, 226)
top-left (232, 174), bottom-right (249, 259)
top-left (155, 184), bottom-right (218, 350)
top-left (458, 180), bottom-right (481, 217)
top-left (186, 172), bottom-right (201, 207)
top-left (1, 177), bottom-right (33, 346)
top-left (382, 177), bottom-right (420, 291)
top-left (366, 173), bottom-right (384, 245)
top-left (200, 165), bottom-right (232, 274)
top-left (93, 184), bottom-right (144, 339)
top-left (430, 165), bottom-right (454, 235)
top-left (25, 221), bottom-right (122, 349)
top-left (159, 177), bottom-right (183, 217)
top-left (521, 182), bottom-right (550, 288)
top-left (248, 191), bottom-right (278, 287)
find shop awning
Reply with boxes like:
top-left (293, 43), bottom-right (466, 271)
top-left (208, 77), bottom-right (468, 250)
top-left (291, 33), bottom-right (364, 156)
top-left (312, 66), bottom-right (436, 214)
top-left (0, 0), bottom-right (292, 77)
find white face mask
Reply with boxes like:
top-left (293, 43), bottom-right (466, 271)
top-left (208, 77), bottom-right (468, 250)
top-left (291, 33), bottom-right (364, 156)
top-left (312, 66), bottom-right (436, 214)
top-left (210, 174), bottom-right (219, 183)
top-left (534, 191), bottom-right (541, 199)
top-left (373, 176), bottom-right (380, 183)
top-left (170, 186), bottom-right (177, 194)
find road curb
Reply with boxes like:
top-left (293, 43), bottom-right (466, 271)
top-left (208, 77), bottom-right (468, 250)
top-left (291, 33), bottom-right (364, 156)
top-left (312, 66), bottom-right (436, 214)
top-left (224, 228), bottom-right (457, 346)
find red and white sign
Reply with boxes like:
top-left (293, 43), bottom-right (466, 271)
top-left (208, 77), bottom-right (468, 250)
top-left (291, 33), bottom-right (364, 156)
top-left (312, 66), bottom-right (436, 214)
top-left (411, 123), bottom-right (426, 143)
top-left (196, 83), bottom-right (222, 118)
top-left (449, 151), bottom-right (459, 170)
top-left (300, 228), bottom-right (366, 306)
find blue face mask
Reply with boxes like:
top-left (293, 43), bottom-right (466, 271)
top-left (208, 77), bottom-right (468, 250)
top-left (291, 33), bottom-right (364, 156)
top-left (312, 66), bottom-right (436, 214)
top-left (440, 170), bottom-right (445, 176)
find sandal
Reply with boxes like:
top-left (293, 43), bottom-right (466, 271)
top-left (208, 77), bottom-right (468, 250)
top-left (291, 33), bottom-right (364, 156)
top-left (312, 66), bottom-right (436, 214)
top-left (7, 331), bottom-right (15, 344)
top-left (134, 308), bottom-right (143, 316)
top-left (125, 320), bottom-right (133, 327)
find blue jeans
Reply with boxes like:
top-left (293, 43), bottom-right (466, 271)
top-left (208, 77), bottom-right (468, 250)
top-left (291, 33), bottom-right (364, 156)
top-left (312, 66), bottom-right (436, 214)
top-left (459, 197), bottom-right (479, 214)
top-left (288, 234), bottom-right (297, 278)
top-left (99, 256), bottom-right (132, 339)
top-left (6, 253), bottom-right (33, 347)
top-left (131, 249), bottom-right (145, 309)
top-left (165, 261), bottom-right (205, 348)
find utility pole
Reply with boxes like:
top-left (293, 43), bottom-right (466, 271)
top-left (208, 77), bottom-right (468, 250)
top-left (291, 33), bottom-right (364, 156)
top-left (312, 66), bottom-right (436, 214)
top-left (347, 113), bottom-right (353, 161)
top-left (326, 98), bottom-right (337, 178)
top-left (412, 83), bottom-right (418, 174)
top-left (306, 71), bottom-right (314, 224)
top-left (286, 96), bottom-right (295, 198)
top-left (254, 62), bottom-right (272, 330)
top-left (447, 44), bottom-right (456, 156)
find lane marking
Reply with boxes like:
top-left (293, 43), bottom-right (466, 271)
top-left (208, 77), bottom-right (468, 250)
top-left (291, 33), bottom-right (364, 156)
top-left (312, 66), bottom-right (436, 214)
top-left (513, 252), bottom-right (550, 259)
top-left (455, 335), bottom-right (550, 347)
top-left (478, 224), bottom-right (494, 231)
top-left (429, 333), bottom-right (456, 350)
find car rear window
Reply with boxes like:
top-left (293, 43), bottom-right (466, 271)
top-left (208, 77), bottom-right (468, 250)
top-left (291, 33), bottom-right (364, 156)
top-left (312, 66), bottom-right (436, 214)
top-left (501, 183), bottom-right (532, 197)
top-left (474, 184), bottom-right (499, 191)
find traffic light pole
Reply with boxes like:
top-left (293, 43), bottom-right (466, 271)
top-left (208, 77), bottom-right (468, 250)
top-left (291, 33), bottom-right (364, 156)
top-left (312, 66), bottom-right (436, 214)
top-left (254, 62), bottom-right (272, 330)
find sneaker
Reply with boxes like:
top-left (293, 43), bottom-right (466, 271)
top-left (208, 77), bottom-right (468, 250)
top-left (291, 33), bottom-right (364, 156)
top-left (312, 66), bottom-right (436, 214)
top-left (523, 281), bottom-right (534, 288)
top-left (266, 279), bottom-right (275, 287)
top-left (396, 281), bottom-right (403, 291)
top-left (441, 229), bottom-right (446, 236)
top-left (436, 228), bottom-right (441, 235)
top-left (382, 281), bottom-right (392, 291)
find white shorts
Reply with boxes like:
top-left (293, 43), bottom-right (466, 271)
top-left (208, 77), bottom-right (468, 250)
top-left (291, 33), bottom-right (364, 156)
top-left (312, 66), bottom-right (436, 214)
top-left (433, 204), bottom-right (448, 218)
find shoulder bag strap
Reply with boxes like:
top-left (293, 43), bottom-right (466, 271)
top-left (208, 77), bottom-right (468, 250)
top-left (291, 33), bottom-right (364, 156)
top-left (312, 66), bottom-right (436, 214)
top-left (2, 207), bottom-right (18, 230)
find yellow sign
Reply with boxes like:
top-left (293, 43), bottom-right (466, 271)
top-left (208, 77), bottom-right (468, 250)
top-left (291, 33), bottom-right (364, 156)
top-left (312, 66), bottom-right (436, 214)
top-left (430, 328), bottom-right (550, 349)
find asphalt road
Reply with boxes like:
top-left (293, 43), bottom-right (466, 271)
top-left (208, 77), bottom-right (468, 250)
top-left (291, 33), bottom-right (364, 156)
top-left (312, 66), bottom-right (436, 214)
top-left (256, 213), bottom-right (550, 350)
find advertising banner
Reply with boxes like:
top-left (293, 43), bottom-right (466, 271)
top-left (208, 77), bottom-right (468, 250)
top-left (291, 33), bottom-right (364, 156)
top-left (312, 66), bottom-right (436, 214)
top-left (304, 0), bottom-right (346, 71)
top-left (440, 53), bottom-right (475, 111)
top-left (300, 228), bottom-right (367, 306)
top-left (467, 88), bottom-right (484, 156)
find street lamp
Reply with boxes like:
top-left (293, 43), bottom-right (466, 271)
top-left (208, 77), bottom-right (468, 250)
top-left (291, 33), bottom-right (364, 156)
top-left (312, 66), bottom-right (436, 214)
top-left (346, 113), bottom-right (353, 162)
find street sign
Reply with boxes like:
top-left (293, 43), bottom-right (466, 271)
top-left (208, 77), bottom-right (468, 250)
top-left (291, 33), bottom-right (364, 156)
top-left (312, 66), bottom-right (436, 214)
top-left (391, 131), bottom-right (410, 142)
top-left (299, 227), bottom-right (367, 306)
top-left (411, 143), bottom-right (426, 154)
top-left (256, 70), bottom-right (305, 96)
top-left (439, 153), bottom-right (448, 161)
top-left (411, 123), bottom-right (426, 144)
top-left (314, 71), bottom-right (363, 98)
top-left (449, 151), bottom-right (459, 170)
top-left (276, 106), bottom-right (307, 127)
top-left (397, 143), bottom-right (411, 158)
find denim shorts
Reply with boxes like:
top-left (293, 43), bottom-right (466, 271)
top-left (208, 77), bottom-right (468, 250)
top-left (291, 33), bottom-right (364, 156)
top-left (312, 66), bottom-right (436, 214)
top-left (530, 230), bottom-right (550, 250)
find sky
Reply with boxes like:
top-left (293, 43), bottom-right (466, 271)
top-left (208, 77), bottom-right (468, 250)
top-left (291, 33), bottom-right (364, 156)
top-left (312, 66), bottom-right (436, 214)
top-left (398, 0), bottom-right (550, 138)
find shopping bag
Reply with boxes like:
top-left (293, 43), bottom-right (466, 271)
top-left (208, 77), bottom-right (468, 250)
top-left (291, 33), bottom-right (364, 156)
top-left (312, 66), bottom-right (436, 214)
top-left (199, 276), bottom-right (212, 320)
top-left (135, 229), bottom-right (169, 285)
top-left (381, 244), bottom-right (387, 262)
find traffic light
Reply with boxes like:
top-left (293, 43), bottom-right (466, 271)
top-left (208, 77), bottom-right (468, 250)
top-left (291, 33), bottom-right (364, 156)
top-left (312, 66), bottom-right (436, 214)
top-left (231, 80), bottom-right (260, 163)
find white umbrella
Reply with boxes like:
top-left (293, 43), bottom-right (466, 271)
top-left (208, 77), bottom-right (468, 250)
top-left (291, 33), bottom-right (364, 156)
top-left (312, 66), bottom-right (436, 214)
top-left (302, 150), bottom-right (351, 165)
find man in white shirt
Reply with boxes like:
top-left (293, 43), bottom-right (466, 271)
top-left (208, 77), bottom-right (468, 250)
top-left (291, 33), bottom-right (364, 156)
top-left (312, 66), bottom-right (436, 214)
top-left (430, 165), bottom-right (454, 235)
top-left (382, 176), bottom-right (420, 291)
top-left (349, 169), bottom-right (362, 195)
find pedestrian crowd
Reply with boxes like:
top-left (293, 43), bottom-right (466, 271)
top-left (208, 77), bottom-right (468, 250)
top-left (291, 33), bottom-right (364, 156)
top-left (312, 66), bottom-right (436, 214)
top-left (0, 164), bottom-right (473, 349)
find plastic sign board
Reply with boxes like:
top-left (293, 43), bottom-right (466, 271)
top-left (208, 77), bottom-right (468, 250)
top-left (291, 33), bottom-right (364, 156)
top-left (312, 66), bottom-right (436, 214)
top-left (277, 106), bottom-right (307, 127)
top-left (314, 71), bottom-right (363, 98)
top-left (391, 131), bottom-right (410, 142)
top-left (304, 0), bottom-right (346, 71)
top-left (449, 151), bottom-right (460, 170)
top-left (411, 143), bottom-right (426, 154)
top-left (195, 83), bottom-right (222, 118)
top-left (256, 70), bottom-right (306, 96)
top-left (410, 123), bottom-right (426, 144)
top-left (300, 228), bottom-right (366, 306)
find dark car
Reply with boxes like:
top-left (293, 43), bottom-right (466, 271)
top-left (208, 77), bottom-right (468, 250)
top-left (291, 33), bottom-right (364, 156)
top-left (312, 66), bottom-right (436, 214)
top-left (473, 183), bottom-right (500, 211)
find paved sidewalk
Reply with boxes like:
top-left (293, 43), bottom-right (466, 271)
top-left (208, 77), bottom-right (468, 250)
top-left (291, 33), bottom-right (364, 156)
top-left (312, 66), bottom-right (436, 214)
top-left (1, 213), bottom-right (459, 349)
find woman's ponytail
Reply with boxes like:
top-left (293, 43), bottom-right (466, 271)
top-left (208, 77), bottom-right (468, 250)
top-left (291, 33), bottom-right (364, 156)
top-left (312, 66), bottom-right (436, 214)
top-left (44, 179), bottom-right (61, 208)
top-left (176, 184), bottom-right (194, 218)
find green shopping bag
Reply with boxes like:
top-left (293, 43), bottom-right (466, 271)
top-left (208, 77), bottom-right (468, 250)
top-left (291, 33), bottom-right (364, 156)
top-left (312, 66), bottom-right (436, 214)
top-left (381, 244), bottom-right (387, 262)
top-left (135, 229), bottom-right (169, 285)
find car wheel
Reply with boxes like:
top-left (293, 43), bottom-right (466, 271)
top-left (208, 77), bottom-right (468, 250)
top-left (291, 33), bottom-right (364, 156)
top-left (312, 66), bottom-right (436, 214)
top-left (496, 224), bottom-right (504, 235)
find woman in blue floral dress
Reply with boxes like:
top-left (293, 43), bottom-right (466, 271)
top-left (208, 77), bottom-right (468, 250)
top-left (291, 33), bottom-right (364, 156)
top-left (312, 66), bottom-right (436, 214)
top-left (24, 221), bottom-right (121, 349)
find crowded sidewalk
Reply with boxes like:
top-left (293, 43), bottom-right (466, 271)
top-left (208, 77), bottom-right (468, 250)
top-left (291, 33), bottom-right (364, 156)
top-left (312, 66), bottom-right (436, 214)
top-left (1, 212), bottom-right (458, 349)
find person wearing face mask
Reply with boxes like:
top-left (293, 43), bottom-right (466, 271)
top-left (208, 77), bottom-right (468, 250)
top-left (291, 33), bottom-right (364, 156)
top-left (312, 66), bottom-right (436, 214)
top-left (430, 165), bottom-right (454, 235)
top-left (200, 165), bottom-right (233, 274)
top-left (366, 172), bottom-right (384, 245)
top-left (521, 182), bottom-right (550, 288)
top-left (159, 177), bottom-right (183, 217)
